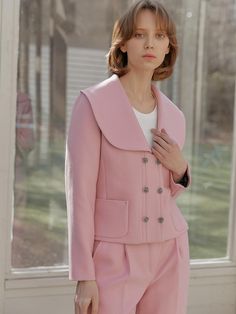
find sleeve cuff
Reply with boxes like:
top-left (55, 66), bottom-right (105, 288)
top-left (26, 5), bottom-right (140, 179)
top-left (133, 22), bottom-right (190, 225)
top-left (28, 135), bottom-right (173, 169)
top-left (169, 163), bottom-right (191, 198)
top-left (68, 257), bottom-right (96, 281)
top-left (174, 168), bottom-right (189, 187)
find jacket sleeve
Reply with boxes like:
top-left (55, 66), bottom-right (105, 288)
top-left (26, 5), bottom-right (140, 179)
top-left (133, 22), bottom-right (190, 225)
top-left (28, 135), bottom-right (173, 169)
top-left (169, 163), bottom-right (191, 199)
top-left (169, 110), bottom-right (191, 199)
top-left (65, 92), bottom-right (101, 281)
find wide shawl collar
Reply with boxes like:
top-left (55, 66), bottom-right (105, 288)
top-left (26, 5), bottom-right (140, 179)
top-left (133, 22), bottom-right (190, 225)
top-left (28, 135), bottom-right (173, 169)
top-left (80, 74), bottom-right (185, 152)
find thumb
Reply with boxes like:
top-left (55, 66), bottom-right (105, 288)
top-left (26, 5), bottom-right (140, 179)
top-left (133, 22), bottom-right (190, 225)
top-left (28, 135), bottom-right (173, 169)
top-left (91, 296), bottom-right (99, 314)
top-left (161, 128), bottom-right (168, 134)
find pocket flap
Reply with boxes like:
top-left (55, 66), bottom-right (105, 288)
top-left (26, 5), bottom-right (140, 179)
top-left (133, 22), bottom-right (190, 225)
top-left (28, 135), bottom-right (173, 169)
top-left (94, 198), bottom-right (129, 238)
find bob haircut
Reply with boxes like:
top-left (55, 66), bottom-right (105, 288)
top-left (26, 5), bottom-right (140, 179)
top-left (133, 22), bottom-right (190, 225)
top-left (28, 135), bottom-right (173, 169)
top-left (106, 0), bottom-right (178, 81)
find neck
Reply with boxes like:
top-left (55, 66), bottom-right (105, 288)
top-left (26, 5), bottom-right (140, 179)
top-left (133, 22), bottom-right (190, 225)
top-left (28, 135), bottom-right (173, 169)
top-left (119, 70), bottom-right (154, 101)
top-left (119, 70), bottom-right (156, 110)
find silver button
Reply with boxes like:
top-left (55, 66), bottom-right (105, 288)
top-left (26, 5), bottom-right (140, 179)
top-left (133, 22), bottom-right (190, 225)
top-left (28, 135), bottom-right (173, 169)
top-left (157, 217), bottom-right (164, 224)
top-left (143, 186), bottom-right (149, 193)
top-left (142, 157), bottom-right (148, 163)
top-left (157, 187), bottom-right (163, 194)
top-left (143, 216), bottom-right (149, 222)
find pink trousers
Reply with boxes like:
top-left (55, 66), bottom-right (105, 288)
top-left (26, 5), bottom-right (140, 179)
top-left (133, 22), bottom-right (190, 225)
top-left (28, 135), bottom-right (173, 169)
top-left (90, 231), bottom-right (190, 314)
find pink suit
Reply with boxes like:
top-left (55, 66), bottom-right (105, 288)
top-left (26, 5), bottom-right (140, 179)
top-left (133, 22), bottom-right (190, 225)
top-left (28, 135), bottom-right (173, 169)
top-left (65, 73), bottom-right (191, 314)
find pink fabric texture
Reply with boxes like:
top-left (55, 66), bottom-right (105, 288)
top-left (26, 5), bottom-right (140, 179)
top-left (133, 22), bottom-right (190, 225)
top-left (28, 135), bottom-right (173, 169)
top-left (87, 230), bottom-right (189, 314)
top-left (65, 73), bottom-right (191, 281)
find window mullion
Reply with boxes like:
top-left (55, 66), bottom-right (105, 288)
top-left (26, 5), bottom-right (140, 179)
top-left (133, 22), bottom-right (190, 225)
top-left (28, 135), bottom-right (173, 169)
top-left (227, 80), bottom-right (236, 263)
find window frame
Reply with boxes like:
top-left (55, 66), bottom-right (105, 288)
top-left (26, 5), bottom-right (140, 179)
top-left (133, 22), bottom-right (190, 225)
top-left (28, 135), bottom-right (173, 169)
top-left (0, 0), bottom-right (236, 312)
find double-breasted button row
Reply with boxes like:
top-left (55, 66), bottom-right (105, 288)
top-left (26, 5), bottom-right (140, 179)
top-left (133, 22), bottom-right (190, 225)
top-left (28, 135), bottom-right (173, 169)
top-left (141, 155), bottom-right (163, 223)
top-left (157, 187), bottom-right (163, 194)
top-left (142, 216), bottom-right (165, 223)
top-left (143, 186), bottom-right (163, 193)
top-left (142, 157), bottom-right (148, 163)
top-left (143, 186), bottom-right (149, 193)
top-left (141, 157), bottom-right (161, 164)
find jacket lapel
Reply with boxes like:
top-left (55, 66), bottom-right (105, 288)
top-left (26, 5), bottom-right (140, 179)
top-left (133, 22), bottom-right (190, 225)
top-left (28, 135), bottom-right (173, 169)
top-left (81, 73), bottom-right (178, 152)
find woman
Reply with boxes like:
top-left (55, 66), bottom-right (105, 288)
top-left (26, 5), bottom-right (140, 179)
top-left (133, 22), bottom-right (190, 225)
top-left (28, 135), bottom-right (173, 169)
top-left (65, 1), bottom-right (191, 313)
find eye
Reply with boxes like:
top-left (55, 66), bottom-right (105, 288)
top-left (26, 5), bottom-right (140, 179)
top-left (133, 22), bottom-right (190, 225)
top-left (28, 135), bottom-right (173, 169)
top-left (156, 33), bottom-right (166, 39)
top-left (134, 33), bottom-right (144, 38)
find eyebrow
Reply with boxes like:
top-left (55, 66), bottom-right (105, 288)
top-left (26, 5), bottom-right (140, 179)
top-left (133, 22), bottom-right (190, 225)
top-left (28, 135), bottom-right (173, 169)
top-left (135, 27), bottom-right (165, 31)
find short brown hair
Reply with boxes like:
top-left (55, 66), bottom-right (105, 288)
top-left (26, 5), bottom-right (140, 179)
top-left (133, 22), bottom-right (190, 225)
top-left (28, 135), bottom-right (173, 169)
top-left (106, 0), bottom-right (178, 81)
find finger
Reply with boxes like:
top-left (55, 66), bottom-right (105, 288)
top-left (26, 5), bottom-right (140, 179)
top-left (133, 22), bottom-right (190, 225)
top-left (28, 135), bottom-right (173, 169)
top-left (150, 128), bottom-right (159, 135)
top-left (158, 131), bottom-right (175, 145)
top-left (75, 295), bottom-right (80, 314)
top-left (153, 135), bottom-right (170, 151)
top-left (75, 302), bottom-right (80, 314)
top-left (161, 128), bottom-right (168, 134)
top-left (91, 296), bottom-right (99, 314)
top-left (152, 141), bottom-right (167, 157)
top-left (151, 127), bottom-right (168, 136)
top-left (79, 299), bottom-right (91, 314)
top-left (151, 130), bottom-right (172, 145)
top-left (151, 146), bottom-right (164, 162)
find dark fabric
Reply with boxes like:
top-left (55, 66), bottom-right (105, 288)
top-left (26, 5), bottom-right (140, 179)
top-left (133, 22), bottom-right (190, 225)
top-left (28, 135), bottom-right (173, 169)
top-left (177, 169), bottom-right (189, 187)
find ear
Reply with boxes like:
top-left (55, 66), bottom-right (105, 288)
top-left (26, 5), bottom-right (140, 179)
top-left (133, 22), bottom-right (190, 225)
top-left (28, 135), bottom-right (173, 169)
top-left (165, 46), bottom-right (170, 54)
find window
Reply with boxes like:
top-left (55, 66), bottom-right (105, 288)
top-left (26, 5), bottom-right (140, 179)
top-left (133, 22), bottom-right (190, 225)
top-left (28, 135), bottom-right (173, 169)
top-left (12, 0), bottom-right (128, 269)
top-left (0, 0), bottom-right (236, 313)
top-left (11, 0), bottom-right (236, 272)
top-left (177, 0), bottom-right (236, 259)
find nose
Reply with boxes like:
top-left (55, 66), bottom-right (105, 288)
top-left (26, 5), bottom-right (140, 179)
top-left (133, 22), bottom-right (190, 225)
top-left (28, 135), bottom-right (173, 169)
top-left (144, 35), bottom-right (154, 49)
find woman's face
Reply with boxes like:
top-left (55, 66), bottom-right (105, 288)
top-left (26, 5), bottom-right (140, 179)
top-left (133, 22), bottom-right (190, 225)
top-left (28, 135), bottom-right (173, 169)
top-left (120, 9), bottom-right (170, 73)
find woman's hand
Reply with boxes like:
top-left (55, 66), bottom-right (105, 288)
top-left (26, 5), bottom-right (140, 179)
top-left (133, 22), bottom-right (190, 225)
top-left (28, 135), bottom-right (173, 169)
top-left (151, 128), bottom-right (188, 182)
top-left (74, 280), bottom-right (99, 314)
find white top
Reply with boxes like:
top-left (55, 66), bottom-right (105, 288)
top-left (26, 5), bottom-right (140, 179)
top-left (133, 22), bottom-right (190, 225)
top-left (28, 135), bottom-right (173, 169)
top-left (132, 104), bottom-right (157, 148)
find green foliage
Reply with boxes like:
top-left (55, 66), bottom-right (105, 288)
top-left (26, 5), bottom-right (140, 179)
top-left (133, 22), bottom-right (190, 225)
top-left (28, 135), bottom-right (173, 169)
top-left (178, 143), bottom-right (232, 259)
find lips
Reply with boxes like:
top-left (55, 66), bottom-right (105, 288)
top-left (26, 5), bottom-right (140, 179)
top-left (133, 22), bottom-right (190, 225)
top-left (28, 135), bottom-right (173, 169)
top-left (143, 54), bottom-right (156, 58)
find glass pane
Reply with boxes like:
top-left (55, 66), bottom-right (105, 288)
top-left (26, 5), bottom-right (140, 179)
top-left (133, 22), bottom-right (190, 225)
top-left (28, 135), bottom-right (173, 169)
top-left (12, 0), bottom-right (128, 269)
top-left (12, 0), bottom-right (236, 270)
top-left (176, 0), bottom-right (236, 258)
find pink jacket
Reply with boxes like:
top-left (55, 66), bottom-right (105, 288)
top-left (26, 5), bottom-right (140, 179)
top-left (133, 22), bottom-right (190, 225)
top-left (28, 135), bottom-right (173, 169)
top-left (65, 73), bottom-right (191, 281)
